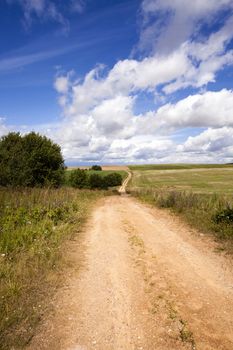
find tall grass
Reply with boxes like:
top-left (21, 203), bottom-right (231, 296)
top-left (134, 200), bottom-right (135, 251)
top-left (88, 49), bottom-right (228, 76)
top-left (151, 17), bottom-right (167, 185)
top-left (130, 188), bottom-right (233, 245)
top-left (0, 187), bottom-right (105, 349)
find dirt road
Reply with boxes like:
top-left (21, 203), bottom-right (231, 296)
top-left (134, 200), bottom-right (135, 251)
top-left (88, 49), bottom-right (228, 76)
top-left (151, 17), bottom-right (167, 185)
top-left (119, 171), bottom-right (131, 194)
top-left (28, 193), bottom-right (233, 349)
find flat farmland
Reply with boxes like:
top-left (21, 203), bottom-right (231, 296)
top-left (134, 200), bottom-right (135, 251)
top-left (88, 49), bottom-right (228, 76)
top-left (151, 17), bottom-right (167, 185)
top-left (129, 165), bottom-right (233, 246)
top-left (129, 165), bottom-right (233, 194)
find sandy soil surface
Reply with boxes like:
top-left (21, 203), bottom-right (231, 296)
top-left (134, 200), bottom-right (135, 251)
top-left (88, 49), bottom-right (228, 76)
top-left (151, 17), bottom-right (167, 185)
top-left (27, 186), bottom-right (233, 349)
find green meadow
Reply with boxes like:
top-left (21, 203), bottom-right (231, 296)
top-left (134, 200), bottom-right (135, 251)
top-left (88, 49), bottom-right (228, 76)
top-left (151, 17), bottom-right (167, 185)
top-left (130, 163), bottom-right (233, 171)
top-left (129, 165), bottom-right (233, 194)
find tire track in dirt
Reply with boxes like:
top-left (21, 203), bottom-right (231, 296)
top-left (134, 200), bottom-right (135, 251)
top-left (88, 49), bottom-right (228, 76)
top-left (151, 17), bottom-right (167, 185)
top-left (27, 196), bottom-right (233, 350)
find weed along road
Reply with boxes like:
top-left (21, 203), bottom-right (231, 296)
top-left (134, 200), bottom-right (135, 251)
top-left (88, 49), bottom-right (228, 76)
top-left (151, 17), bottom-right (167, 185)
top-left (28, 174), bottom-right (233, 350)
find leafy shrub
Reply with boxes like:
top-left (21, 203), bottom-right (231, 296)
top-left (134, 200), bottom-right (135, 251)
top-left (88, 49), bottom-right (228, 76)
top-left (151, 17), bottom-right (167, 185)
top-left (213, 208), bottom-right (233, 224)
top-left (103, 172), bottom-right (122, 187)
top-left (91, 165), bottom-right (102, 171)
top-left (69, 169), bottom-right (88, 189)
top-left (0, 132), bottom-right (65, 187)
top-left (89, 173), bottom-right (107, 189)
top-left (68, 170), bottom-right (123, 190)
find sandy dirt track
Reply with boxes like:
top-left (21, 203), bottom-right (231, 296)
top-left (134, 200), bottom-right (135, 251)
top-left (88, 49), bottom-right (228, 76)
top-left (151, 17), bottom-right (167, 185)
top-left (27, 194), bottom-right (233, 350)
top-left (119, 171), bottom-right (132, 194)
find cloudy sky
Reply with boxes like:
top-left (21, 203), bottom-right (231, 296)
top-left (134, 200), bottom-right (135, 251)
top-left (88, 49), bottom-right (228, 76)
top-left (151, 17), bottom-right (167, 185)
top-left (1, 0), bottom-right (233, 164)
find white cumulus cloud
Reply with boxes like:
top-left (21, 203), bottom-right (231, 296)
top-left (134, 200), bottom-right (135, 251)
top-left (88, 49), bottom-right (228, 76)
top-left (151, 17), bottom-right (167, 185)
top-left (156, 89), bottom-right (233, 129)
top-left (3, 0), bottom-right (233, 165)
top-left (139, 0), bottom-right (233, 54)
top-left (178, 127), bottom-right (233, 163)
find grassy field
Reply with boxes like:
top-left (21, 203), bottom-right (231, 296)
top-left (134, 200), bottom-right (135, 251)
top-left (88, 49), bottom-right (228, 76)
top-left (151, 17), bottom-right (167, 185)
top-left (130, 164), bottom-right (233, 171)
top-left (129, 167), bottom-right (233, 194)
top-left (0, 187), bottom-right (107, 349)
top-left (129, 164), bottom-right (233, 248)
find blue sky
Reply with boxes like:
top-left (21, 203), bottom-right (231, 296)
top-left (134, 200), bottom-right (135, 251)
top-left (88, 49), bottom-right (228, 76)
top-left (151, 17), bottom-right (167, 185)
top-left (0, 0), bottom-right (233, 164)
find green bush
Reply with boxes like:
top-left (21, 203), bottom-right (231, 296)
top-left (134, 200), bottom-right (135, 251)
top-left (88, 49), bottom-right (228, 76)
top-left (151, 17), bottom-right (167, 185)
top-left (68, 170), bottom-right (123, 190)
top-left (0, 132), bottom-right (65, 187)
top-left (91, 165), bottom-right (102, 171)
top-left (89, 173), bottom-right (107, 189)
top-left (103, 172), bottom-right (122, 187)
top-left (213, 208), bottom-right (233, 224)
top-left (69, 169), bottom-right (88, 189)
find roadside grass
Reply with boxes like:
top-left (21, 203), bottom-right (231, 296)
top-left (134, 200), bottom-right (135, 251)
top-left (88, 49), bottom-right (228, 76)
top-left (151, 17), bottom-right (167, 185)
top-left (0, 187), bottom-right (107, 349)
top-left (129, 166), bottom-right (233, 251)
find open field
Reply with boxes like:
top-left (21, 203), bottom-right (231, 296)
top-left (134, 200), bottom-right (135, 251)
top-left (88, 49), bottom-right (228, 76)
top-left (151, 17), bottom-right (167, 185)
top-left (129, 166), bottom-right (233, 194)
top-left (129, 165), bottom-right (233, 247)
top-left (130, 164), bottom-right (233, 171)
top-left (0, 187), bottom-right (107, 349)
